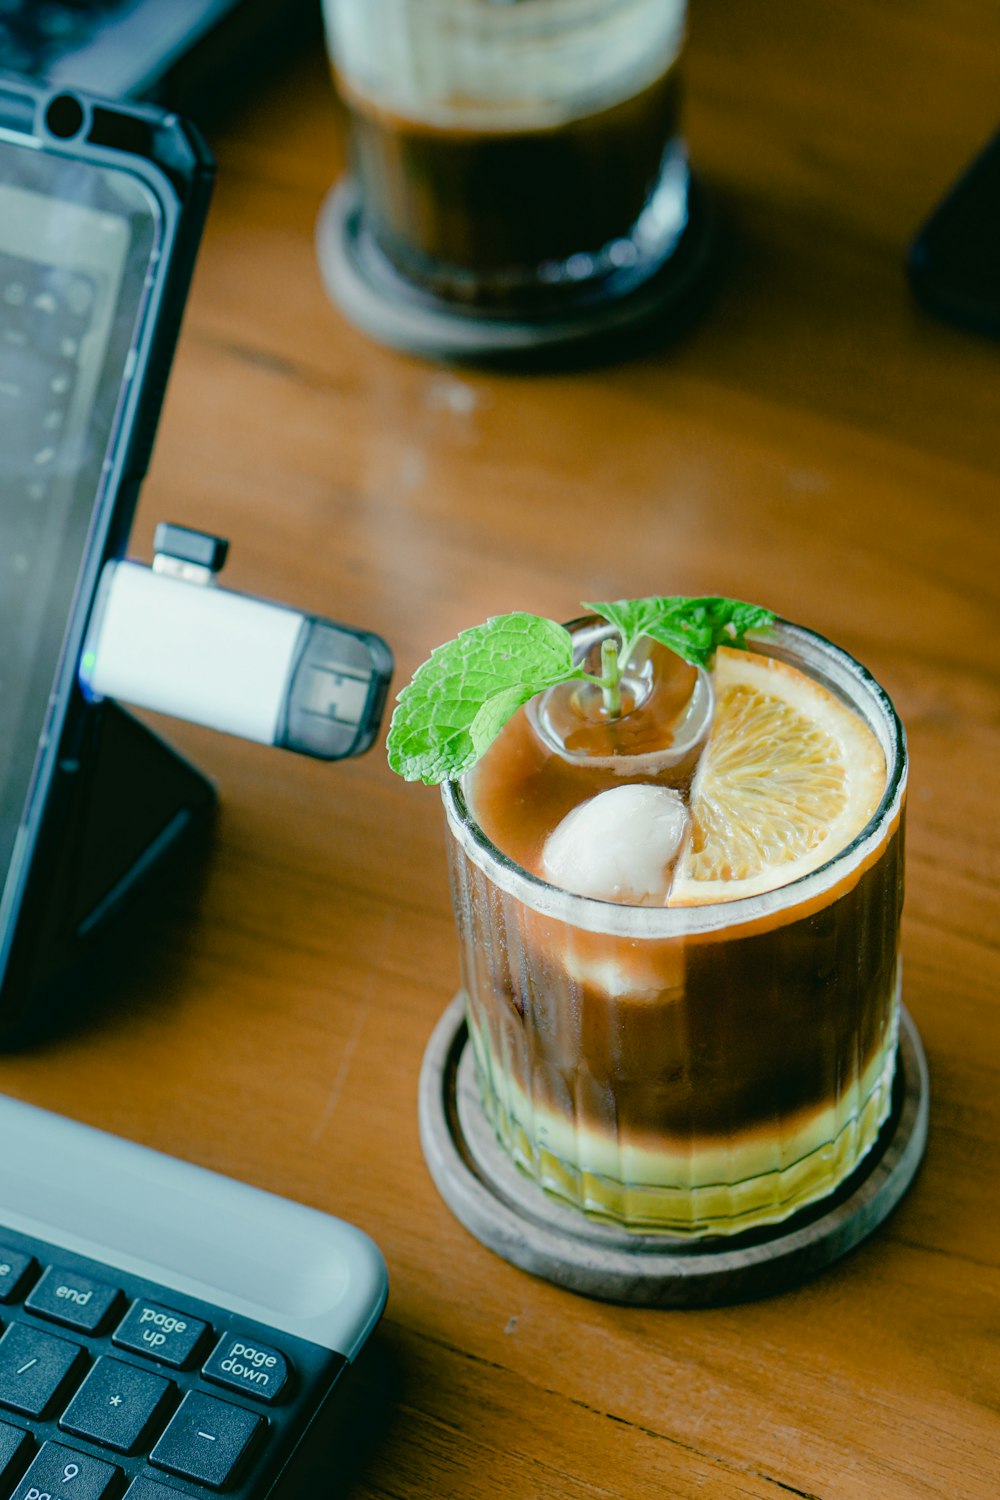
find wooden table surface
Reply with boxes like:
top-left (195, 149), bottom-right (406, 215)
top-left (5, 2), bottom-right (1000, 1496)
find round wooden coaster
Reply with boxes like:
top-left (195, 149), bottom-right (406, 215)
top-left (418, 998), bottom-right (929, 1306)
top-left (315, 166), bottom-right (719, 364)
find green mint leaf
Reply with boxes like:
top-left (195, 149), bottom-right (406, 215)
top-left (581, 598), bottom-right (661, 656)
top-left (585, 595), bottom-right (774, 669)
top-left (386, 612), bottom-right (576, 784)
top-left (387, 595), bottom-right (775, 784)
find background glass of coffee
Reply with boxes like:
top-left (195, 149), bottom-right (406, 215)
top-left (321, 0), bottom-right (689, 313)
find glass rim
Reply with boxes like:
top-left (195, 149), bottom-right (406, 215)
top-left (327, 0), bottom-right (681, 19)
top-left (441, 618), bottom-right (908, 939)
top-left (324, 0), bottom-right (688, 152)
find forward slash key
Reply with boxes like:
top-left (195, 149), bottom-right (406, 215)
top-left (0, 1324), bottom-right (85, 1418)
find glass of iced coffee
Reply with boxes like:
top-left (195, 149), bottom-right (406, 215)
top-left (389, 600), bottom-right (907, 1237)
top-left (321, 0), bottom-right (689, 314)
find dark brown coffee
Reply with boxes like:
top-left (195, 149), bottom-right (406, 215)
top-left (337, 61), bottom-right (683, 308)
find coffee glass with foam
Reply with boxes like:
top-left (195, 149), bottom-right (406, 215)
top-left (442, 619), bottom-right (907, 1237)
top-left (321, 0), bottom-right (689, 313)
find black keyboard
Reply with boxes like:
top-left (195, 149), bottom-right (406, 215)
top-left (0, 1097), bottom-right (388, 1499)
top-left (0, 0), bottom-right (318, 111)
top-left (0, 1), bottom-right (128, 84)
top-left (0, 247), bottom-right (100, 613)
top-left (0, 247), bottom-right (97, 475)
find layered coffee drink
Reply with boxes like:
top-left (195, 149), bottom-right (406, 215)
top-left (323, 0), bottom-right (688, 311)
top-left (443, 620), bottom-right (906, 1236)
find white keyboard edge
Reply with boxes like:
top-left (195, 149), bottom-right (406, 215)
top-left (0, 1094), bottom-right (388, 1360)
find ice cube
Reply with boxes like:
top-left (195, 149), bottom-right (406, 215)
top-left (541, 784), bottom-right (688, 905)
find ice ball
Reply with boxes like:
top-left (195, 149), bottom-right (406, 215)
top-left (541, 784), bottom-right (688, 905)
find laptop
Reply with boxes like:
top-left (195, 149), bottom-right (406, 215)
top-left (0, 0), bottom-right (319, 117)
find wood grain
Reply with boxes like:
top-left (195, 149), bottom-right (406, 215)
top-left (2, 3), bottom-right (998, 1496)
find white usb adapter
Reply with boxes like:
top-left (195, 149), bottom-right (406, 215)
top-left (79, 524), bottom-right (393, 760)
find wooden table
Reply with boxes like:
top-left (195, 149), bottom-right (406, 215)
top-left (5, 2), bottom-right (999, 1495)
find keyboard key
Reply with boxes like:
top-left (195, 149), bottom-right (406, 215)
top-left (0, 1323), bottom-right (85, 1418)
top-left (124, 1480), bottom-right (187, 1498)
top-left (0, 1419), bottom-right (32, 1484)
top-left (0, 1249), bottom-right (35, 1304)
top-left (149, 1391), bottom-right (263, 1490)
top-left (25, 1266), bottom-right (120, 1333)
top-left (11, 1441), bottom-right (118, 1500)
top-left (202, 1333), bottom-right (290, 1403)
top-left (60, 1356), bottom-right (173, 1456)
top-left (113, 1301), bottom-right (208, 1369)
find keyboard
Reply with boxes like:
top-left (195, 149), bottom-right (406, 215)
top-left (0, 1095), bottom-right (388, 1498)
top-left (0, 0), bottom-right (317, 110)
top-left (0, 0), bottom-right (127, 85)
top-left (0, 246), bottom-right (101, 589)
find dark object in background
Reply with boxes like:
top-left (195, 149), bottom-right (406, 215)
top-left (908, 126), bottom-right (1000, 338)
top-left (0, 0), bottom-right (319, 124)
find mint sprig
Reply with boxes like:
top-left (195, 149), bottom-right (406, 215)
top-left (386, 613), bottom-right (575, 785)
top-left (387, 595), bottom-right (773, 784)
top-left (583, 596), bottom-right (775, 674)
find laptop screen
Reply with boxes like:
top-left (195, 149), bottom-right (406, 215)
top-left (0, 136), bottom-right (162, 920)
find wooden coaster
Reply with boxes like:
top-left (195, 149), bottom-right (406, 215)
top-left (418, 997), bottom-right (929, 1306)
top-left (315, 166), bottom-right (719, 364)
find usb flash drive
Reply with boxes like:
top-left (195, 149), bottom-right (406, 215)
top-left (79, 524), bottom-right (393, 761)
